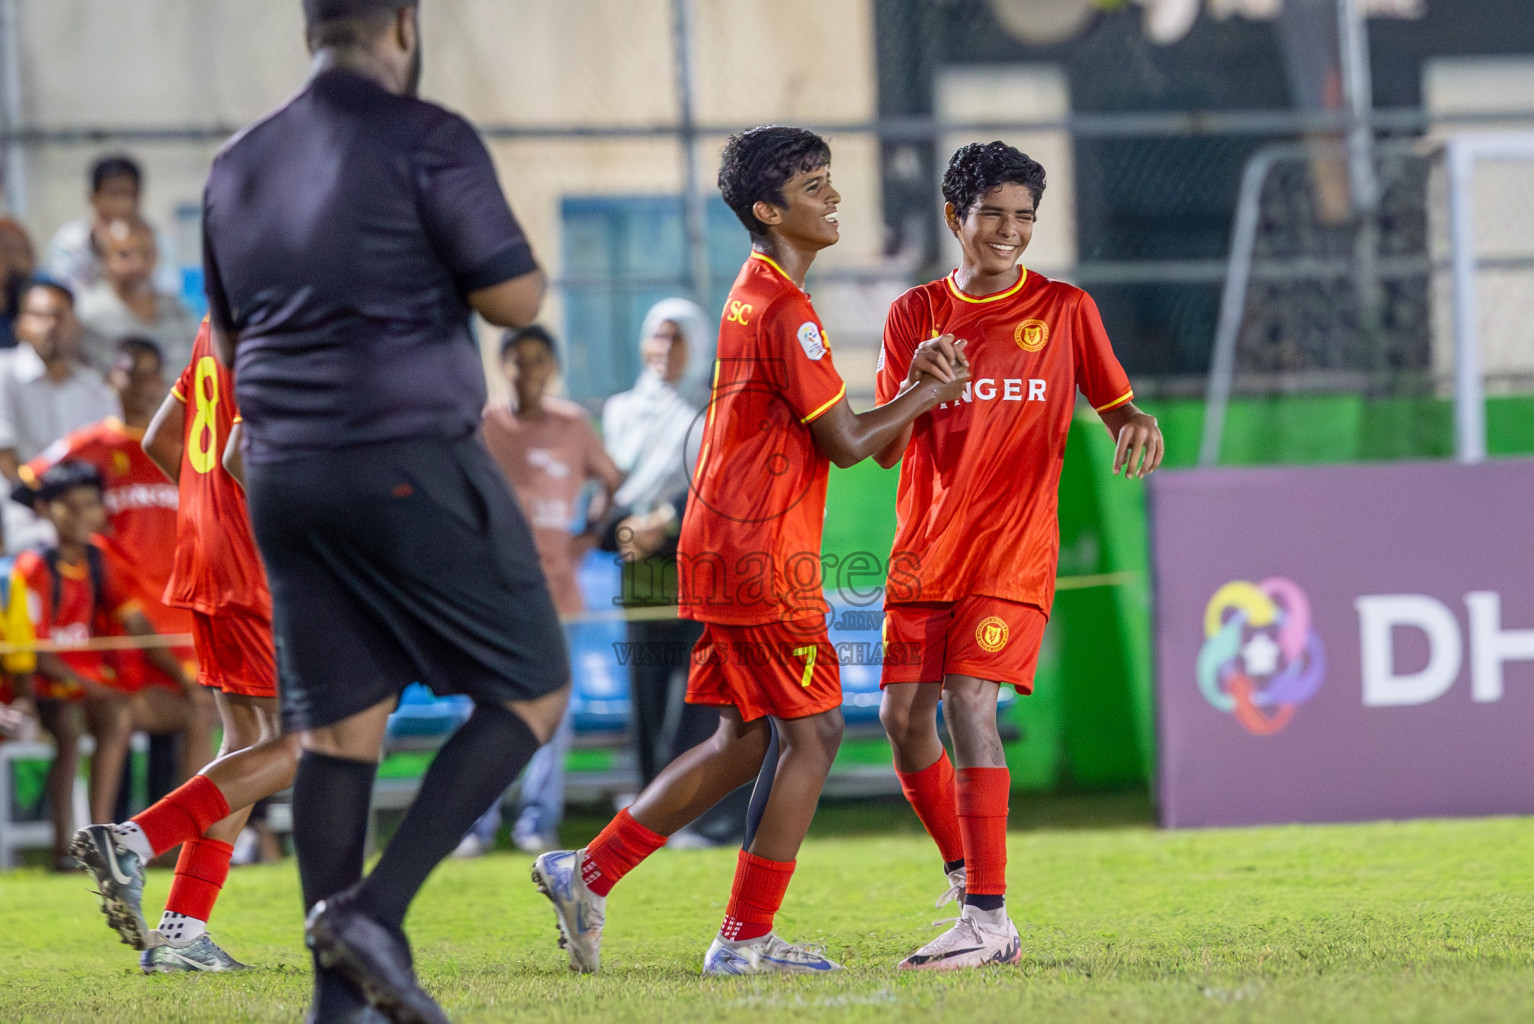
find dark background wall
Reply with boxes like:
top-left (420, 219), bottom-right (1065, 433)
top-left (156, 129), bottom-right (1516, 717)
top-left (873, 0), bottom-right (1534, 377)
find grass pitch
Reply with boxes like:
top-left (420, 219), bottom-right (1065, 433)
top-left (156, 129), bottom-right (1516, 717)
top-left (4, 794), bottom-right (1533, 1023)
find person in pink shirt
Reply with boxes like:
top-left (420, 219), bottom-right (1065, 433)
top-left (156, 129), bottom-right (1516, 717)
top-left (460, 325), bottom-right (621, 854)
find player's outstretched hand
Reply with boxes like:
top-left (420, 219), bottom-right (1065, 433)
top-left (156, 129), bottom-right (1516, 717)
top-left (908, 334), bottom-right (969, 384)
top-left (1103, 403), bottom-right (1164, 478)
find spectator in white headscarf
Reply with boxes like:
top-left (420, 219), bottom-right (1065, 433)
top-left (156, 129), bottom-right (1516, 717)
top-left (601, 297), bottom-right (713, 532)
top-left (598, 298), bottom-right (746, 846)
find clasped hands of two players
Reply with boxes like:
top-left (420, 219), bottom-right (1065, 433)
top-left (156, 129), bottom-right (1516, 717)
top-left (904, 334), bottom-right (971, 404)
top-left (904, 334), bottom-right (1164, 480)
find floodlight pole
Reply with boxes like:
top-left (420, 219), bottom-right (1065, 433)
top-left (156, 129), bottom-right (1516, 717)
top-left (0, 0), bottom-right (26, 215)
top-left (671, 0), bottom-right (710, 306)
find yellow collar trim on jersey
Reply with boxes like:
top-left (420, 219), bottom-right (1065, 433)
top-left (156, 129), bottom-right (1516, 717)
top-left (945, 267), bottom-right (1029, 304)
top-left (750, 250), bottom-right (802, 291)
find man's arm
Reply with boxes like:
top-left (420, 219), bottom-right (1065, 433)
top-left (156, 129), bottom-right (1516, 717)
top-left (142, 389), bottom-right (186, 483)
top-left (1099, 401), bottom-right (1164, 479)
top-left (202, 185), bottom-right (242, 369)
top-left (810, 338), bottom-right (970, 470)
top-left (0, 448), bottom-right (18, 483)
top-left (469, 269), bottom-right (545, 329)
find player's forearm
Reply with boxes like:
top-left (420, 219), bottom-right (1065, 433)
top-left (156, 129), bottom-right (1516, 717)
top-left (874, 422), bottom-right (914, 469)
top-left (223, 422), bottom-right (246, 489)
top-left (813, 381), bottom-right (947, 469)
top-left (142, 392), bottom-right (186, 483)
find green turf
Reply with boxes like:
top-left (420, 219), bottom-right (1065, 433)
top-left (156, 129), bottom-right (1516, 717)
top-left (3, 797), bottom-right (1533, 1023)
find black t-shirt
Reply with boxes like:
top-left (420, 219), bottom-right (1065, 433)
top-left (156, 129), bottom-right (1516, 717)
top-left (203, 69), bottom-right (537, 464)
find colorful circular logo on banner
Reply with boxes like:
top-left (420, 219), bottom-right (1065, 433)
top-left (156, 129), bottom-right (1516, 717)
top-left (1197, 577), bottom-right (1326, 735)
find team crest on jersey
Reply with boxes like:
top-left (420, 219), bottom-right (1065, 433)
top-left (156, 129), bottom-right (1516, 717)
top-left (797, 321), bottom-right (827, 361)
top-left (1014, 319), bottom-right (1049, 352)
top-left (976, 616), bottom-right (1009, 653)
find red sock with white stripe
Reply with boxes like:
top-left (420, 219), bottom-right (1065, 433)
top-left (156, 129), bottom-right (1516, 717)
top-left (159, 838), bottom-right (234, 945)
top-left (719, 850), bottom-right (795, 942)
top-left (580, 809), bottom-right (666, 897)
top-left (119, 775), bottom-right (231, 859)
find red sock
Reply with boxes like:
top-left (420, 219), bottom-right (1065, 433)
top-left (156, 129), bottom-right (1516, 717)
top-left (896, 751), bottom-right (964, 864)
top-left (720, 850), bottom-right (795, 942)
top-left (581, 809), bottom-right (666, 897)
top-left (164, 838), bottom-right (234, 923)
top-left (132, 775), bottom-right (232, 857)
top-left (956, 767), bottom-right (1009, 896)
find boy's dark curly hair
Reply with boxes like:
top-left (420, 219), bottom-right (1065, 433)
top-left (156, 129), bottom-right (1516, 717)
top-left (941, 141), bottom-right (1046, 221)
top-left (718, 126), bottom-right (831, 240)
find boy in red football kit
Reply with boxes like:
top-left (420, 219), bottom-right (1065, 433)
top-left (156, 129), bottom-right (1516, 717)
top-left (72, 319), bottom-right (301, 974)
top-left (3, 461), bottom-right (193, 869)
top-left (875, 142), bottom-right (1163, 969)
top-left (534, 125), bottom-right (970, 976)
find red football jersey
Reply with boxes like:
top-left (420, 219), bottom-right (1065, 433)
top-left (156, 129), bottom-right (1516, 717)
top-left (21, 418), bottom-right (190, 637)
top-left (162, 321), bottom-right (272, 619)
top-left (678, 252), bottom-right (847, 626)
top-left (876, 269), bottom-right (1133, 613)
top-left (2, 546), bottom-right (137, 690)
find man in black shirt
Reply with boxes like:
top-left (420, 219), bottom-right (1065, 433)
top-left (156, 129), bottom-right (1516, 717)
top-left (201, 3), bottom-right (569, 1021)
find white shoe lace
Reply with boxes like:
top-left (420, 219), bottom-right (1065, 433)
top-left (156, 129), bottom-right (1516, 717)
top-left (761, 934), bottom-right (828, 962)
top-left (913, 916), bottom-right (983, 956)
top-left (934, 867), bottom-right (966, 908)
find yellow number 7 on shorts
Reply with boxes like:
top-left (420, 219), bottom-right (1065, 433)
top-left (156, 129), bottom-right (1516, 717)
top-left (791, 645), bottom-right (816, 688)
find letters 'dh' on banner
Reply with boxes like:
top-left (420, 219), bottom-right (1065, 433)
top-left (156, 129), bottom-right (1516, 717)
top-left (1150, 459), bottom-right (1534, 828)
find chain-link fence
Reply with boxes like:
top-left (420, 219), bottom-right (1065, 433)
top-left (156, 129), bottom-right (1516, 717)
top-left (2, 0), bottom-right (1532, 411)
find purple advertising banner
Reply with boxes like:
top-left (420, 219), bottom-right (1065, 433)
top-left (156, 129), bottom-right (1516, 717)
top-left (1150, 458), bottom-right (1534, 828)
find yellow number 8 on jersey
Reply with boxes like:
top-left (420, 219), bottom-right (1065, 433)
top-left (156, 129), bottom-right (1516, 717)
top-left (188, 356), bottom-right (220, 474)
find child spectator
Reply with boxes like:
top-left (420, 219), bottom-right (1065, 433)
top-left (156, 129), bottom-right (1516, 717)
top-left (3, 460), bottom-right (193, 869)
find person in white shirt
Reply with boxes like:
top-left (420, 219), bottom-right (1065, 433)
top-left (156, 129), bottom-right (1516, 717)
top-left (46, 154), bottom-right (181, 302)
top-left (74, 219), bottom-right (197, 371)
top-left (0, 280), bottom-right (114, 551)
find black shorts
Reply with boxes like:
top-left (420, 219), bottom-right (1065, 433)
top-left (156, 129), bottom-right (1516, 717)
top-left (246, 434), bottom-right (569, 731)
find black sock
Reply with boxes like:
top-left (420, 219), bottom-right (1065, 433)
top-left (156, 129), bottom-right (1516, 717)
top-left (292, 750), bottom-right (377, 910)
top-left (741, 720), bottom-right (780, 851)
top-left (944, 857), bottom-right (966, 875)
top-left (292, 750), bottom-right (377, 1017)
top-left (356, 702), bottom-right (540, 930)
top-left (965, 893), bottom-right (1005, 912)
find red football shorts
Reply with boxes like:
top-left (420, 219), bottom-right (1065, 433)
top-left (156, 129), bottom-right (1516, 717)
top-left (192, 611), bottom-right (278, 699)
top-left (881, 596), bottom-right (1047, 692)
top-left (685, 618), bottom-right (842, 722)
